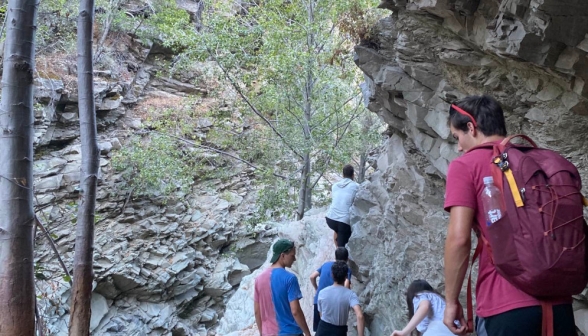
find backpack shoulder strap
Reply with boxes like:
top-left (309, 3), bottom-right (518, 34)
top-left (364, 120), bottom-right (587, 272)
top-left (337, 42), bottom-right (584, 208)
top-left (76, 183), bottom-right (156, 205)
top-left (500, 134), bottom-right (538, 148)
top-left (471, 135), bottom-right (538, 208)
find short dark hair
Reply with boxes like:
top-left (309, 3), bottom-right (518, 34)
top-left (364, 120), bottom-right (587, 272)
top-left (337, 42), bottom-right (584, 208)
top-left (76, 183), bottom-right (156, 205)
top-left (448, 95), bottom-right (507, 137)
top-left (335, 247), bottom-right (349, 261)
top-left (342, 165), bottom-right (354, 178)
top-left (331, 261), bottom-right (348, 285)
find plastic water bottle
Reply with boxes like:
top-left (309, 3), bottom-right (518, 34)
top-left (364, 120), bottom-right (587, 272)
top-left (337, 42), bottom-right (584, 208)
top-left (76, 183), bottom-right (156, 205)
top-left (481, 176), bottom-right (505, 226)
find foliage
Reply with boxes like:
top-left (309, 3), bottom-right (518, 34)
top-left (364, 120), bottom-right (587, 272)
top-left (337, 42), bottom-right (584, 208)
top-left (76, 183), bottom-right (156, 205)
top-left (244, 176), bottom-right (295, 229)
top-left (111, 134), bottom-right (196, 196)
top-left (191, 0), bottom-right (385, 221)
top-left (113, 0), bottom-right (198, 51)
top-left (32, 0), bottom-right (386, 219)
top-left (337, 2), bottom-right (383, 44)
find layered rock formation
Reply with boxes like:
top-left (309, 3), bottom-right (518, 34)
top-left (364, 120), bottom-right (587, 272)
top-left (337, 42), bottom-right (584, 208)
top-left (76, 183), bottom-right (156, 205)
top-left (350, 0), bottom-right (588, 334)
top-left (32, 40), bottom-right (269, 335)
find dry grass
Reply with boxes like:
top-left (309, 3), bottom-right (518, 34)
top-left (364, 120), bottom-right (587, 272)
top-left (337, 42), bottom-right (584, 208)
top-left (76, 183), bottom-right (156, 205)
top-left (135, 95), bottom-right (187, 119)
top-left (36, 53), bottom-right (78, 92)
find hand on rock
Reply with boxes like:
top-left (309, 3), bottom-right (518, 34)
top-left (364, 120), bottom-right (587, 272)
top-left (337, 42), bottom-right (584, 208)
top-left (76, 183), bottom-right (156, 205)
top-left (391, 330), bottom-right (407, 336)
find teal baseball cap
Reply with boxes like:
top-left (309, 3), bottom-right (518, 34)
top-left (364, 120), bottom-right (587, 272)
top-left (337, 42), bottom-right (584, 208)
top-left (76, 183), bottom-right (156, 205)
top-left (270, 239), bottom-right (295, 263)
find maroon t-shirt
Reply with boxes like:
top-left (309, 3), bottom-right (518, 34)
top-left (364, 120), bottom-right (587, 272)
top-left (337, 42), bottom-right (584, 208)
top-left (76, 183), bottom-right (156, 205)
top-left (443, 144), bottom-right (570, 317)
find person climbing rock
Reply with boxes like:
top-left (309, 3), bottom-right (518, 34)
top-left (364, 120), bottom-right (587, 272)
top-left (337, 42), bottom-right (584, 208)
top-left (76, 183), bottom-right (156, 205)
top-left (390, 280), bottom-right (455, 336)
top-left (254, 239), bottom-right (311, 336)
top-left (443, 95), bottom-right (578, 336)
top-left (326, 164), bottom-right (359, 247)
top-left (310, 247), bottom-right (352, 332)
top-left (315, 261), bottom-right (364, 336)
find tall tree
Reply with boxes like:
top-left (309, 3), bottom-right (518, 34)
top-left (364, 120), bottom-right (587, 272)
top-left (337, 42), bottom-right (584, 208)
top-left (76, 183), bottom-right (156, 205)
top-left (68, 0), bottom-right (99, 333)
top-left (200, 0), bottom-right (379, 220)
top-left (0, 0), bottom-right (39, 334)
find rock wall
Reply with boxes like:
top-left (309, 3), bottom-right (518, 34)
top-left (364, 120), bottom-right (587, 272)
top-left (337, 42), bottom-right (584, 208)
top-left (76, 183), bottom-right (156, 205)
top-left (32, 39), bottom-right (269, 335)
top-left (351, 0), bottom-right (588, 335)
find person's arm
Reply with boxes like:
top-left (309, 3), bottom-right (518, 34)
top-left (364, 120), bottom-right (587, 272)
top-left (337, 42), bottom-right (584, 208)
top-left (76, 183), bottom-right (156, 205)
top-left (254, 300), bottom-right (262, 336)
top-left (391, 300), bottom-right (430, 336)
top-left (443, 206), bottom-right (473, 335)
top-left (290, 299), bottom-right (311, 336)
top-left (353, 305), bottom-right (365, 336)
top-left (344, 278), bottom-right (351, 289)
top-left (310, 271), bottom-right (319, 290)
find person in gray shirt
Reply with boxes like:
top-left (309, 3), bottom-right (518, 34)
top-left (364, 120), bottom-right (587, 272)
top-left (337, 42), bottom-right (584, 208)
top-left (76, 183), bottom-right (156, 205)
top-left (316, 261), bottom-right (365, 336)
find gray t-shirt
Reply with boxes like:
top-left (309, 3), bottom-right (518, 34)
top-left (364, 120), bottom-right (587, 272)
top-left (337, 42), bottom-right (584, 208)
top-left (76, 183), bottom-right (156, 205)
top-left (317, 285), bottom-right (360, 326)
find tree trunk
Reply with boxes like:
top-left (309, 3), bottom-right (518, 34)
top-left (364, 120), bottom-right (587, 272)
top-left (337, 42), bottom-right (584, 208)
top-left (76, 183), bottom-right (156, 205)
top-left (68, 0), bottom-right (99, 334)
top-left (296, 154), bottom-right (310, 220)
top-left (193, 0), bottom-right (205, 31)
top-left (0, 0), bottom-right (38, 334)
top-left (358, 151), bottom-right (367, 184)
top-left (304, 182), bottom-right (312, 210)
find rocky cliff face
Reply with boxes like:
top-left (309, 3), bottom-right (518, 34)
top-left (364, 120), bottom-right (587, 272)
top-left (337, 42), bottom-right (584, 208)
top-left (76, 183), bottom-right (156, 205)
top-left (32, 39), bottom-right (271, 335)
top-left (350, 0), bottom-right (588, 335)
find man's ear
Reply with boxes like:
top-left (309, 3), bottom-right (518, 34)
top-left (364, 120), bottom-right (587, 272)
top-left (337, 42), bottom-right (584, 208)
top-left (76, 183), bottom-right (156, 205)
top-left (467, 122), bottom-right (476, 135)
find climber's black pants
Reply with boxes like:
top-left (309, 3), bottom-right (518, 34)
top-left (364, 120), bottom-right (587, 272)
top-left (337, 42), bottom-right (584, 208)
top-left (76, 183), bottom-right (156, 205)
top-left (326, 217), bottom-right (351, 247)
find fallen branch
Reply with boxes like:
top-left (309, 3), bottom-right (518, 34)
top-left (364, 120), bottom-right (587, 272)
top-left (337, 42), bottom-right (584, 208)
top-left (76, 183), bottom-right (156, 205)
top-left (35, 216), bottom-right (72, 286)
top-left (120, 186), bottom-right (135, 215)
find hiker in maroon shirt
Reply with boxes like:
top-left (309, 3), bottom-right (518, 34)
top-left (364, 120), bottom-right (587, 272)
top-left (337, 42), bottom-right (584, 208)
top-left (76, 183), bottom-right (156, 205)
top-left (442, 95), bottom-right (576, 336)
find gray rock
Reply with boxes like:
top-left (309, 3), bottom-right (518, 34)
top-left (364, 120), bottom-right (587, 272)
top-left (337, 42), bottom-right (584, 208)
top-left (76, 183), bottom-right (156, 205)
top-left (59, 112), bottom-right (79, 124)
top-left (234, 238), bottom-right (272, 272)
top-left (200, 308), bottom-right (217, 323)
top-left (97, 94), bottom-right (123, 111)
top-left (536, 84), bottom-right (563, 102)
top-left (127, 118), bottom-right (142, 129)
top-left (110, 138), bottom-right (122, 150)
top-left (90, 293), bottom-right (109, 332)
top-left (98, 141), bottom-right (113, 154)
top-left (35, 78), bottom-right (64, 104)
top-left (35, 174), bottom-right (63, 191)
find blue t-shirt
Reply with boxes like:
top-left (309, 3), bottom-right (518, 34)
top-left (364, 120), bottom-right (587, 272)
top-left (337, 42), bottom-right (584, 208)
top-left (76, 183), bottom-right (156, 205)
top-left (313, 261), bottom-right (353, 304)
top-left (270, 268), bottom-right (304, 335)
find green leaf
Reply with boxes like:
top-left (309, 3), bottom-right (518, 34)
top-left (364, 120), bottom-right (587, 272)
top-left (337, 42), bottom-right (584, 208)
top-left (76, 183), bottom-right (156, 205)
top-left (63, 275), bottom-right (72, 283)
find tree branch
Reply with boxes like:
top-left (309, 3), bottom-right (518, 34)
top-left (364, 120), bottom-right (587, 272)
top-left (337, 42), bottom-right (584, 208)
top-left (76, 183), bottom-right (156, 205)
top-left (205, 47), bottom-right (304, 160)
top-left (35, 216), bottom-right (72, 286)
top-left (35, 300), bottom-right (46, 336)
top-left (148, 130), bottom-right (288, 179)
top-left (309, 110), bottom-right (359, 190)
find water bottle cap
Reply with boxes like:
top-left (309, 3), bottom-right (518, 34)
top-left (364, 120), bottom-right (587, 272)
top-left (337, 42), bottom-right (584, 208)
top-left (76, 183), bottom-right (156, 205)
top-left (483, 176), bottom-right (494, 184)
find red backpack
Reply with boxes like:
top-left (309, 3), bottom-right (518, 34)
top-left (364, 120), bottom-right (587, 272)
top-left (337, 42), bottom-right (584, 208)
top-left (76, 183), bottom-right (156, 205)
top-left (465, 135), bottom-right (588, 335)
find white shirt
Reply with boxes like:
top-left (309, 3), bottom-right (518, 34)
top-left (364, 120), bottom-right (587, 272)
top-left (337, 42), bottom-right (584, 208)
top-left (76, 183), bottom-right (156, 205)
top-left (413, 292), bottom-right (448, 333)
top-left (326, 178), bottom-right (359, 224)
